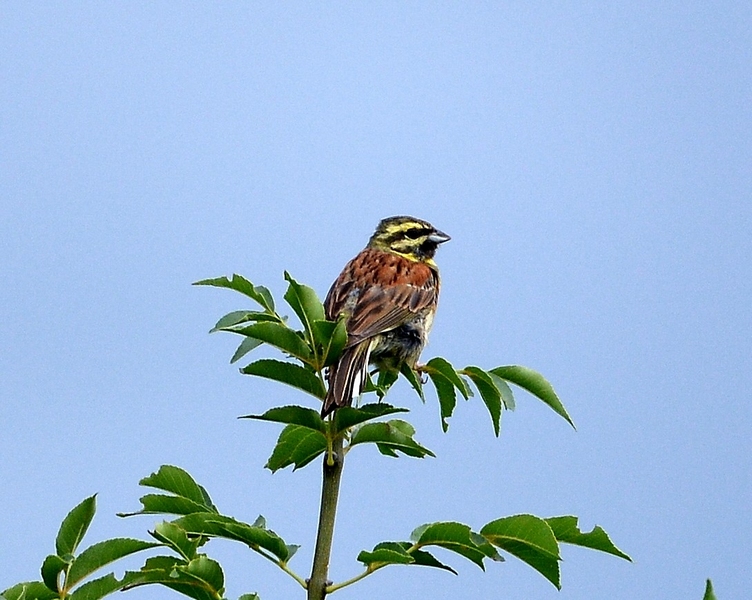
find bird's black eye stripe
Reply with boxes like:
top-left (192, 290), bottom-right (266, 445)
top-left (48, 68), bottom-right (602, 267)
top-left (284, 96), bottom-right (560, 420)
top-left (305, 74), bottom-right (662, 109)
top-left (404, 228), bottom-right (426, 239)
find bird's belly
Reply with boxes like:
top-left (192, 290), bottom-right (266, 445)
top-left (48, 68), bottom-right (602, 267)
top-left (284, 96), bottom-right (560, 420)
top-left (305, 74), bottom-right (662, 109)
top-left (370, 314), bottom-right (430, 370)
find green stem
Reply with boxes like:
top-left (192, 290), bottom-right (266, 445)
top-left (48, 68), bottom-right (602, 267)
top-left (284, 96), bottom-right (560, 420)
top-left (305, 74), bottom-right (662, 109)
top-left (307, 436), bottom-right (345, 600)
top-left (326, 566), bottom-right (376, 593)
top-left (252, 548), bottom-right (308, 589)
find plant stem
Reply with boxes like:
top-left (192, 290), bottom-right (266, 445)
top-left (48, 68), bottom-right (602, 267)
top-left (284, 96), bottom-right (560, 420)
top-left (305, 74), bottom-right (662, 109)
top-left (307, 435), bottom-right (345, 600)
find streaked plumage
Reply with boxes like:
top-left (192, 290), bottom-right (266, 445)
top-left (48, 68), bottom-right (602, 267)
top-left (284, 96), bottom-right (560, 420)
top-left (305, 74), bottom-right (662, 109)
top-left (321, 216), bottom-right (450, 416)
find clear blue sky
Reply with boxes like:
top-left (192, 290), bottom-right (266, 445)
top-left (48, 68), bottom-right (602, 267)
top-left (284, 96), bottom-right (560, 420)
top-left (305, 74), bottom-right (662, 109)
top-left (1, 4), bottom-right (750, 599)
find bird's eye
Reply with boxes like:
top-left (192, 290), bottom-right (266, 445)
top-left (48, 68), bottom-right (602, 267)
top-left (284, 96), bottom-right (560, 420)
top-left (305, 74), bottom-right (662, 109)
top-left (405, 228), bottom-right (425, 240)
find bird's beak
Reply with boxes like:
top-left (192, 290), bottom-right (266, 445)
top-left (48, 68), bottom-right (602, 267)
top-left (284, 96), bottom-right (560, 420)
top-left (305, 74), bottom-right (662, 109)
top-left (429, 229), bottom-right (451, 244)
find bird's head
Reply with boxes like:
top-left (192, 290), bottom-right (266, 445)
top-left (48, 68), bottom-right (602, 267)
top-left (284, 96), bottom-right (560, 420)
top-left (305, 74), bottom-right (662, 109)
top-left (367, 216), bottom-right (451, 263)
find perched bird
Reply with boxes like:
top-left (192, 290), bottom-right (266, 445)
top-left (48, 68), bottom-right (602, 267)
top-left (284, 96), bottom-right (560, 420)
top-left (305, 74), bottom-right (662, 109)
top-left (321, 216), bottom-right (450, 417)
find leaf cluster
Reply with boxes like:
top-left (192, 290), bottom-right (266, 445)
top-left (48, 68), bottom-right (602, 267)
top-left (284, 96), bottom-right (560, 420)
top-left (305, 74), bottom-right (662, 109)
top-left (2, 272), bottom-right (655, 600)
top-left (195, 272), bottom-right (575, 440)
top-left (355, 515), bottom-right (630, 590)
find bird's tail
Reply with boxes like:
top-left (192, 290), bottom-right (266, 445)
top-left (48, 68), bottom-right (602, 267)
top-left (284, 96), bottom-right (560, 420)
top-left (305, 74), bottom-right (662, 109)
top-left (321, 341), bottom-right (371, 417)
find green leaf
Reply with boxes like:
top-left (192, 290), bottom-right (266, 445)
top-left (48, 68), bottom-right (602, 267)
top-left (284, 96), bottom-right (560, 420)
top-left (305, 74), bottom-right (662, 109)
top-left (212, 520), bottom-right (292, 562)
top-left (283, 272), bottom-right (325, 340)
top-left (68, 573), bottom-right (127, 600)
top-left (241, 405), bottom-right (325, 433)
top-left (350, 420), bottom-right (434, 459)
top-left (151, 522), bottom-right (200, 561)
top-left (488, 372), bottom-right (515, 411)
top-left (544, 516), bottom-right (632, 561)
top-left (66, 538), bottom-right (160, 589)
top-left (411, 522), bottom-right (489, 569)
top-left (425, 368), bottom-right (456, 432)
top-left (703, 579), bottom-right (717, 600)
top-left (123, 555), bottom-right (223, 600)
top-left (170, 513), bottom-right (293, 562)
top-left (333, 403), bottom-right (409, 433)
top-left (425, 357), bottom-right (469, 399)
top-left (463, 367), bottom-right (502, 437)
top-left (1, 582), bottom-right (58, 600)
top-left (241, 359), bottom-right (326, 399)
top-left (56, 495), bottom-right (97, 558)
top-left (400, 363), bottom-right (425, 402)
top-left (210, 310), bottom-right (279, 332)
top-left (408, 547), bottom-right (458, 574)
top-left (238, 595), bottom-right (260, 600)
top-left (184, 555), bottom-right (224, 594)
top-left (265, 424), bottom-right (328, 472)
top-left (358, 542), bottom-right (414, 566)
top-left (231, 322), bottom-right (312, 362)
top-left (119, 493), bottom-right (216, 518)
top-left (489, 365), bottom-right (575, 429)
top-left (372, 369), bottom-right (399, 399)
top-left (230, 337), bottom-right (264, 364)
top-left (480, 514), bottom-right (561, 589)
top-left (138, 466), bottom-right (217, 512)
top-left (41, 555), bottom-right (67, 592)
top-left (193, 275), bottom-right (275, 313)
top-left (313, 318), bottom-right (348, 367)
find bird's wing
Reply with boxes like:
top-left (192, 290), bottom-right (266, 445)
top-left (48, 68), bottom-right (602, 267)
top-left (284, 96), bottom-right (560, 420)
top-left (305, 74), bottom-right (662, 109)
top-left (345, 281), bottom-right (436, 343)
top-left (324, 249), bottom-right (438, 347)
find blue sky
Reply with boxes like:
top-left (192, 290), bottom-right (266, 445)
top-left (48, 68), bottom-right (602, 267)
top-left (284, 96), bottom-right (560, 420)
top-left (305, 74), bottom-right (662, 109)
top-left (1, 3), bottom-right (750, 599)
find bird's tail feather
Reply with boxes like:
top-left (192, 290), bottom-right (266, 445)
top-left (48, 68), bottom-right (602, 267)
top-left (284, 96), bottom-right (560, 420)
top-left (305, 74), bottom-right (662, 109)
top-left (321, 342), bottom-right (371, 417)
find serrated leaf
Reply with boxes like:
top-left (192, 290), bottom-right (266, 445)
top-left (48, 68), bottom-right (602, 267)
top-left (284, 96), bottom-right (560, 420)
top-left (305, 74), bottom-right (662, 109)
top-left (283, 272), bottom-right (325, 341)
top-left (412, 522), bottom-right (489, 569)
top-left (138, 466), bottom-right (216, 511)
top-left (350, 420), bottom-right (434, 458)
top-left (193, 275), bottom-right (274, 312)
top-left (68, 573), bottom-right (127, 600)
top-left (119, 493), bottom-right (215, 518)
top-left (333, 403), bottom-right (409, 433)
top-left (373, 369), bottom-right (399, 399)
top-left (358, 542), bottom-right (414, 566)
top-left (1, 582), bottom-right (58, 600)
top-left (66, 538), bottom-right (160, 589)
top-left (480, 514), bottom-right (561, 588)
top-left (241, 405), bottom-right (325, 433)
top-left (151, 522), bottom-right (200, 561)
top-left (56, 495), bottom-right (97, 558)
top-left (211, 310), bottom-right (266, 332)
top-left (230, 337), bottom-right (264, 364)
top-left (241, 359), bottom-right (326, 399)
top-left (184, 556), bottom-right (224, 594)
top-left (165, 512), bottom-right (293, 564)
top-left (544, 516), bottom-right (632, 561)
top-left (213, 521), bottom-right (291, 562)
top-left (703, 579), bottom-right (717, 600)
top-left (41, 555), bottom-right (67, 592)
top-left (400, 363), bottom-right (425, 402)
top-left (489, 365), bottom-right (575, 429)
top-left (488, 372), bottom-right (515, 411)
top-left (426, 369), bottom-right (456, 432)
top-left (408, 547), bottom-right (458, 574)
top-left (265, 424), bottom-right (327, 472)
top-left (425, 357), bottom-right (469, 399)
top-left (231, 322), bottom-right (312, 362)
top-left (463, 366), bottom-right (502, 437)
top-left (313, 318), bottom-right (348, 368)
top-left (122, 555), bottom-right (222, 600)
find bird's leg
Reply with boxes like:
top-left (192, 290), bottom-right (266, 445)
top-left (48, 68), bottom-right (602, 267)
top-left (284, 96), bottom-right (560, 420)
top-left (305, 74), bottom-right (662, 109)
top-left (414, 363), bottom-right (429, 384)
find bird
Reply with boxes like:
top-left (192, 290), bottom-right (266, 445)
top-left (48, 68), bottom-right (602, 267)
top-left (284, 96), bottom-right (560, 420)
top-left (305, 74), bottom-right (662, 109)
top-left (321, 216), bottom-right (450, 417)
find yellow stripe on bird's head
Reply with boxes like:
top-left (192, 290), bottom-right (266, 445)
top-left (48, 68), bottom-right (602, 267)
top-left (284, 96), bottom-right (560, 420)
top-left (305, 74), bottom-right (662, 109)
top-left (367, 215), bottom-right (451, 262)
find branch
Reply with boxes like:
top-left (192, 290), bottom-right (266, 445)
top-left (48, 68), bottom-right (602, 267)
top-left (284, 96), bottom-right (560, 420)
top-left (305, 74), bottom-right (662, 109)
top-left (307, 435), bottom-right (345, 600)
